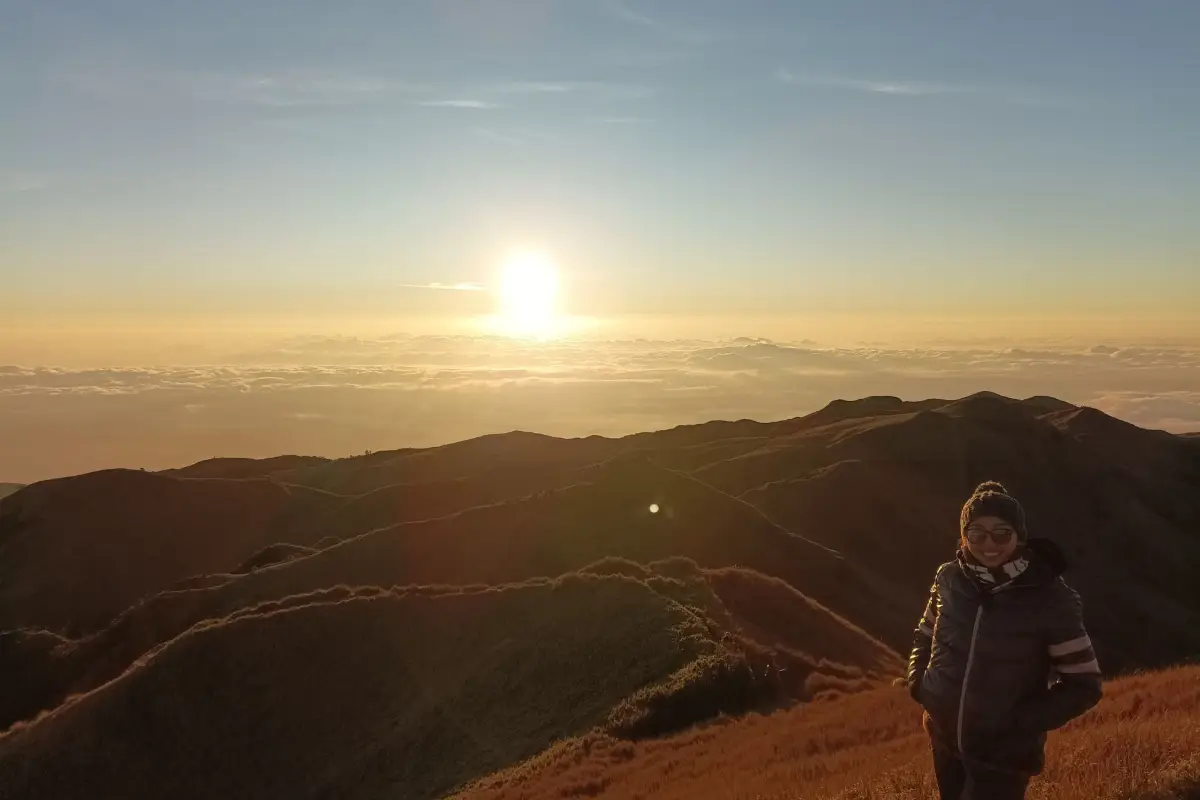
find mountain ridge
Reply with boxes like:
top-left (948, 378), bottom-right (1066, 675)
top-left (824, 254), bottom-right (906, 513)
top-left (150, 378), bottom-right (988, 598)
top-left (0, 563), bottom-right (900, 799)
top-left (1, 392), bottom-right (1198, 800)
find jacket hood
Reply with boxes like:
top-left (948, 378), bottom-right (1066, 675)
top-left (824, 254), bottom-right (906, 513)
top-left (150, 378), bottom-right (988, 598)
top-left (1024, 537), bottom-right (1068, 579)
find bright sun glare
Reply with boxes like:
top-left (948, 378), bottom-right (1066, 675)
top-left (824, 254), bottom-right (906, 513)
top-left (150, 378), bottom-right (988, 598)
top-left (496, 252), bottom-right (561, 337)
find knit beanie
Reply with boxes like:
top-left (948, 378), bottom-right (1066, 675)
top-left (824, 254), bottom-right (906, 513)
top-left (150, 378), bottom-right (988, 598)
top-left (960, 481), bottom-right (1028, 542)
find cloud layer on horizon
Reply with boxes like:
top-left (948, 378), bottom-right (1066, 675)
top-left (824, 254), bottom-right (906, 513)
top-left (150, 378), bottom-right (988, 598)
top-left (2, 337), bottom-right (1199, 482)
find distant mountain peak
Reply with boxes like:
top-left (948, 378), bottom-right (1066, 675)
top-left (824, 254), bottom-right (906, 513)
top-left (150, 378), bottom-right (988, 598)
top-left (798, 396), bottom-right (939, 429)
top-left (936, 392), bottom-right (1035, 422)
top-left (1020, 396), bottom-right (1077, 414)
top-left (1046, 404), bottom-right (1141, 436)
top-left (163, 455), bottom-right (330, 481)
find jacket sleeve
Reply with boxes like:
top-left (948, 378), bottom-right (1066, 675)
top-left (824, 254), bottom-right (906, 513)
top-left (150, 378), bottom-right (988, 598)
top-left (1014, 580), bottom-right (1103, 733)
top-left (906, 571), bottom-right (940, 702)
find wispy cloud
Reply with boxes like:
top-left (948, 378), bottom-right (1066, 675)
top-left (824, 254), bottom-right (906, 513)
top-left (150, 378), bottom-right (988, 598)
top-left (606, 1), bottom-right (716, 45)
top-left (399, 282), bottom-right (487, 292)
top-left (58, 62), bottom-right (427, 109)
top-left (775, 67), bottom-right (1066, 108)
top-left (474, 125), bottom-right (561, 147)
top-left (595, 48), bottom-right (696, 69)
top-left (219, 73), bottom-right (404, 107)
top-left (59, 58), bottom-right (656, 117)
top-left (607, 1), bottom-right (657, 29)
top-left (486, 80), bottom-right (657, 101)
top-left (0, 171), bottom-right (52, 194)
top-left (593, 82), bottom-right (659, 100)
top-left (588, 115), bottom-right (654, 125)
top-left (776, 68), bottom-right (966, 97)
top-left (492, 81), bottom-right (575, 94)
top-left (417, 99), bottom-right (500, 110)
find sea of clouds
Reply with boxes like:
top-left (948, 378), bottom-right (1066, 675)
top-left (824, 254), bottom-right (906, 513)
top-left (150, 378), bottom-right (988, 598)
top-left (3, 336), bottom-right (1199, 482)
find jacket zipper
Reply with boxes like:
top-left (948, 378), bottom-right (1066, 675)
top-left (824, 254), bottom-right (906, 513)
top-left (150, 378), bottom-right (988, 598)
top-left (956, 604), bottom-right (984, 753)
top-left (952, 573), bottom-right (1034, 754)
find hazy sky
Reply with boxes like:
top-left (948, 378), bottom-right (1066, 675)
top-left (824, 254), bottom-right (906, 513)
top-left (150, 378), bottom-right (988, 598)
top-left (4, 2), bottom-right (1200, 480)
top-left (3, 0), bottom-right (1199, 340)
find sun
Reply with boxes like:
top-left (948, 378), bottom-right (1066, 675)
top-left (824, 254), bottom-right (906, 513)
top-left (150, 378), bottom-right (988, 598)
top-left (495, 252), bottom-right (561, 337)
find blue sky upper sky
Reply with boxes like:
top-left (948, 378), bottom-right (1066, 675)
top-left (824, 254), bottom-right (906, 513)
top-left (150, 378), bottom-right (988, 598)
top-left (3, 0), bottom-right (1199, 332)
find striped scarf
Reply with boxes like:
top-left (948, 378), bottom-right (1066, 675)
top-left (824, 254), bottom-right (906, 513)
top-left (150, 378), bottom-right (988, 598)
top-left (958, 546), bottom-right (1030, 593)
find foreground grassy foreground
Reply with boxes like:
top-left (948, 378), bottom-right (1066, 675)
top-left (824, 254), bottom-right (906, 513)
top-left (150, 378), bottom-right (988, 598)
top-left (459, 664), bottom-right (1200, 800)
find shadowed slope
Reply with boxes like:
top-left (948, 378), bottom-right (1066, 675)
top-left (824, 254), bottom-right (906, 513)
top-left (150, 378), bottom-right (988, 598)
top-left (231, 543), bottom-right (318, 573)
top-left (0, 629), bottom-right (72, 731)
top-left (81, 458), bottom-right (907, 666)
top-left (0, 560), bottom-right (904, 736)
top-left (4, 394), bottom-right (1197, 670)
top-left (0, 484), bottom-right (21, 501)
top-left (8, 393), bottom-right (1196, 736)
top-left (0, 461), bottom-right (911, 733)
top-left (0, 470), bottom-right (343, 634)
top-left (280, 464), bottom-right (616, 543)
top-left (701, 566), bottom-right (901, 682)
top-left (0, 436), bottom-right (636, 620)
top-left (280, 431), bottom-right (625, 495)
top-left (0, 567), bottom-right (899, 800)
top-left (1043, 405), bottom-right (1200, 521)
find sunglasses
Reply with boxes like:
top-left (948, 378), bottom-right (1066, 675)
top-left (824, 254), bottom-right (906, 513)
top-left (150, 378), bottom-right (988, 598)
top-left (965, 526), bottom-right (1016, 546)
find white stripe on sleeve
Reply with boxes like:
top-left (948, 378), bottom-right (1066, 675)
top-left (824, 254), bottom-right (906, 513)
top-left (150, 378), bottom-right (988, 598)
top-left (1048, 635), bottom-right (1092, 657)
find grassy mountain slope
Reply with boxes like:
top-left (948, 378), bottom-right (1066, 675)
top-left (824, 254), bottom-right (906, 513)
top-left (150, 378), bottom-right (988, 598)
top-left (0, 558), bottom-right (902, 737)
top-left (0, 575), bottom-right (701, 800)
top-left (0, 457), bottom-right (909, 732)
top-left (0, 565), bottom-right (900, 800)
top-left (277, 431), bottom-right (624, 495)
top-left (0, 470), bottom-right (343, 634)
top-left (4, 393), bottom-right (1198, 731)
top-left (695, 395), bottom-right (1200, 671)
top-left (0, 629), bottom-right (73, 731)
top-left (458, 664), bottom-right (1200, 800)
top-left (0, 392), bottom-right (1198, 800)
top-left (10, 393), bottom-right (1195, 669)
top-left (162, 458), bottom-right (901, 651)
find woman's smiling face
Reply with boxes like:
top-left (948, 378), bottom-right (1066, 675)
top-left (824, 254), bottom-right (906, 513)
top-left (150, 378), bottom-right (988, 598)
top-left (965, 515), bottom-right (1019, 566)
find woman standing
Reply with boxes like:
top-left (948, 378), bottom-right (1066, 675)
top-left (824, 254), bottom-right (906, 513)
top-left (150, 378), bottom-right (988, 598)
top-left (907, 482), bottom-right (1103, 800)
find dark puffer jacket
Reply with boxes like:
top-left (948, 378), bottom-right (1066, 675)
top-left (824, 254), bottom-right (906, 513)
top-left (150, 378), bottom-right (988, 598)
top-left (906, 538), bottom-right (1103, 776)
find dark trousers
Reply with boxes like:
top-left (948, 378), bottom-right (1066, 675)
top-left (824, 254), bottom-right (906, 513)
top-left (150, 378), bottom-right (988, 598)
top-left (933, 747), bottom-right (1029, 800)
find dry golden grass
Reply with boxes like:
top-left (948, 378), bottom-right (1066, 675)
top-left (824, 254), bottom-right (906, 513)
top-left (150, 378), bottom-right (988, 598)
top-left (458, 664), bottom-right (1200, 800)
